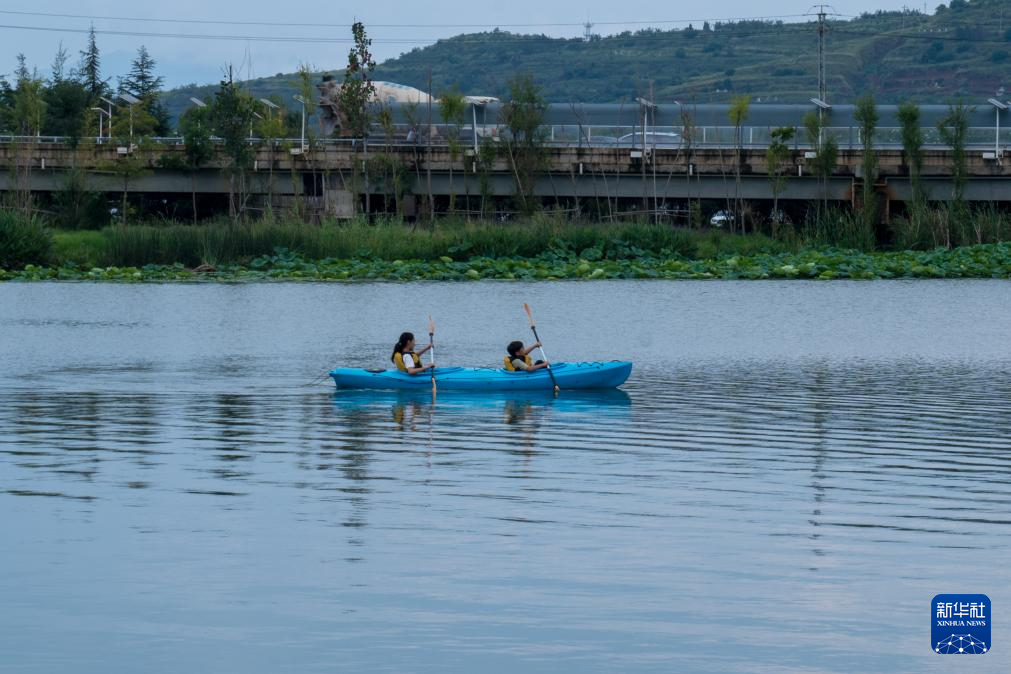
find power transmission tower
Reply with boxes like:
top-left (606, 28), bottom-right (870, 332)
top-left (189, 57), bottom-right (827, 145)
top-left (584, 21), bottom-right (594, 42)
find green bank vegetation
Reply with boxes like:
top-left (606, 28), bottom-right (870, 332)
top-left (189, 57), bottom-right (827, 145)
top-left (3, 212), bottom-right (1011, 281)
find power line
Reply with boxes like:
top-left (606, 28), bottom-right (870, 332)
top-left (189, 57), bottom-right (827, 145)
top-left (0, 22), bottom-right (819, 45)
top-left (3, 19), bottom-right (1010, 49)
top-left (0, 9), bottom-right (819, 29)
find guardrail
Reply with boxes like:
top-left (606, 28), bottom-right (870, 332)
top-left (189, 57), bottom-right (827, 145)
top-left (2, 124), bottom-right (1009, 152)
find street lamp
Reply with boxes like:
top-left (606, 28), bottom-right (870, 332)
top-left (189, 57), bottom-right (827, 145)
top-left (259, 98), bottom-right (279, 144)
top-left (810, 97), bottom-right (831, 145)
top-left (293, 95), bottom-right (307, 152)
top-left (118, 92), bottom-right (141, 147)
top-left (99, 96), bottom-right (116, 141)
top-left (90, 107), bottom-right (111, 143)
top-left (988, 98), bottom-right (1007, 160)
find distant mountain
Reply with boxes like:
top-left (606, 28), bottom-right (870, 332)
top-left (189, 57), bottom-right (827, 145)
top-left (162, 0), bottom-right (1011, 124)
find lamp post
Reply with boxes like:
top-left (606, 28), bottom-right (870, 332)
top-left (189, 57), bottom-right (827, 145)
top-left (118, 92), bottom-right (141, 148)
top-left (810, 97), bottom-right (831, 146)
top-left (293, 95), bottom-right (307, 152)
top-left (259, 98), bottom-right (279, 145)
top-left (988, 98), bottom-right (1007, 161)
top-left (259, 99), bottom-right (281, 208)
top-left (90, 107), bottom-right (111, 143)
top-left (99, 96), bottom-right (116, 141)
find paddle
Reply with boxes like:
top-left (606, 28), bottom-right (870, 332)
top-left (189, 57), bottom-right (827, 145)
top-left (523, 303), bottom-right (559, 394)
top-left (428, 315), bottom-right (436, 396)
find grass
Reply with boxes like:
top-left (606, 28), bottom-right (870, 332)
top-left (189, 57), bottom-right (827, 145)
top-left (5, 210), bottom-right (1010, 282)
top-left (48, 216), bottom-right (791, 268)
top-left (52, 230), bottom-right (109, 268)
top-left (0, 210), bottom-right (53, 269)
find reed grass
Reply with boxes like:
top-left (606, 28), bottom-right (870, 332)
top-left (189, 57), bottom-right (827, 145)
top-left (51, 216), bottom-right (790, 267)
top-left (0, 210), bottom-right (53, 269)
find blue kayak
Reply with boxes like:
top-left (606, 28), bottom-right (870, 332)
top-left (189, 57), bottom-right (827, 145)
top-left (329, 361), bottom-right (632, 391)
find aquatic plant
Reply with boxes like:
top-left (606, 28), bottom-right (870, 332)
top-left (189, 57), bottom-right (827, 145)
top-left (4, 242), bottom-right (1011, 282)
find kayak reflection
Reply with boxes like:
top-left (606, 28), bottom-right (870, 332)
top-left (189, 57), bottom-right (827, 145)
top-left (332, 388), bottom-right (631, 414)
top-left (330, 389), bottom-right (631, 435)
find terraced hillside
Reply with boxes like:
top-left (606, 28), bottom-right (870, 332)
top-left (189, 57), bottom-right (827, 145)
top-left (163, 0), bottom-right (1011, 122)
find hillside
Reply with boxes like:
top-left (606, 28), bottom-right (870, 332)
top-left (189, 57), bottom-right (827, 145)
top-left (163, 0), bottom-right (1011, 122)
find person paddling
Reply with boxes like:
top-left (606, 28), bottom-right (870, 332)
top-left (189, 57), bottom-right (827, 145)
top-left (392, 332), bottom-right (435, 375)
top-left (504, 340), bottom-right (550, 372)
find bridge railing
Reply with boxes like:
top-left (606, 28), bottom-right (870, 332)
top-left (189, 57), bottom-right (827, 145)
top-left (2, 125), bottom-right (1009, 152)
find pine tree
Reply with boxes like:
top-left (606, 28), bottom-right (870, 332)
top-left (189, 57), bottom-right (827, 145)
top-left (78, 25), bottom-right (106, 98)
top-left (119, 46), bottom-right (170, 134)
top-left (50, 43), bottom-right (69, 84)
top-left (15, 53), bottom-right (30, 84)
top-left (119, 46), bottom-right (163, 100)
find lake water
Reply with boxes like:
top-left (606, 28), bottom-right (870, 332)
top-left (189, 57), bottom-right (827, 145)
top-left (2, 280), bottom-right (1010, 673)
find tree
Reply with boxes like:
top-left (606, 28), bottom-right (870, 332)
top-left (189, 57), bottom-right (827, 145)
top-left (292, 63), bottom-right (322, 221)
top-left (53, 167), bottom-right (108, 229)
top-left (110, 100), bottom-right (159, 142)
top-left (44, 78), bottom-right (90, 148)
top-left (438, 87), bottom-right (467, 214)
top-left (78, 25), bottom-right (107, 99)
top-left (178, 105), bottom-right (214, 222)
top-left (728, 94), bottom-right (750, 232)
top-left (119, 46), bottom-right (170, 135)
top-left (766, 126), bottom-right (795, 229)
top-left (50, 43), bottom-right (70, 85)
top-left (804, 111), bottom-right (837, 222)
top-left (106, 104), bottom-right (157, 225)
top-left (255, 97), bottom-right (287, 215)
top-left (337, 22), bottom-right (376, 139)
top-left (938, 102), bottom-right (970, 204)
top-left (45, 45), bottom-right (90, 148)
top-left (12, 59), bottom-right (47, 214)
top-left (337, 22), bottom-right (377, 215)
top-left (501, 73), bottom-right (548, 215)
top-left (897, 101), bottom-right (926, 215)
top-left (680, 104), bottom-right (699, 226)
top-left (212, 69), bottom-right (256, 221)
top-left (854, 93), bottom-right (879, 248)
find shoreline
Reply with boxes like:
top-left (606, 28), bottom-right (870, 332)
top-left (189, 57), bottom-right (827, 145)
top-left (5, 244), bottom-right (1011, 282)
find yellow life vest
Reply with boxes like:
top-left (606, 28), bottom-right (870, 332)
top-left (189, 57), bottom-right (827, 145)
top-left (394, 352), bottom-right (422, 372)
top-left (503, 354), bottom-right (533, 371)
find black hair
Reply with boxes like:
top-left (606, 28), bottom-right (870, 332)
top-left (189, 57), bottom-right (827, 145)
top-left (392, 332), bottom-right (415, 363)
top-left (507, 340), bottom-right (524, 357)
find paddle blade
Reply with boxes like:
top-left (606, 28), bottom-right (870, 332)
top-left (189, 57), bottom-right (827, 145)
top-left (428, 314), bottom-right (435, 336)
top-left (523, 303), bottom-right (535, 327)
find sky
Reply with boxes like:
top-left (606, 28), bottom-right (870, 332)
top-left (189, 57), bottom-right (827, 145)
top-left (1, 1), bottom-right (935, 88)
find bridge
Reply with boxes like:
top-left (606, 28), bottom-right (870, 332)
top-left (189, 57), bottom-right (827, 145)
top-left (4, 100), bottom-right (1011, 220)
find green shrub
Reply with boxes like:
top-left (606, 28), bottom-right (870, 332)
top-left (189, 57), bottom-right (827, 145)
top-left (0, 211), bottom-right (53, 269)
top-left (52, 230), bottom-right (110, 267)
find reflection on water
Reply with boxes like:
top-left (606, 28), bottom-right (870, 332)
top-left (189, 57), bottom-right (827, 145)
top-left (2, 281), bottom-right (1011, 673)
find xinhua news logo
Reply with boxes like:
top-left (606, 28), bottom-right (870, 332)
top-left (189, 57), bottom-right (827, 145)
top-left (932, 594), bottom-right (991, 655)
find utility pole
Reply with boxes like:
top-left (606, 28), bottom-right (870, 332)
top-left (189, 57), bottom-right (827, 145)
top-left (816, 5), bottom-right (828, 105)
